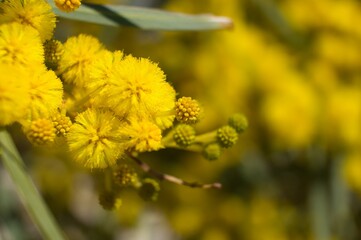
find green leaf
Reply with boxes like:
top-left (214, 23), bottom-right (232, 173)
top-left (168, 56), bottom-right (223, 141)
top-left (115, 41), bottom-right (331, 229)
top-left (0, 130), bottom-right (67, 240)
top-left (48, 1), bottom-right (233, 30)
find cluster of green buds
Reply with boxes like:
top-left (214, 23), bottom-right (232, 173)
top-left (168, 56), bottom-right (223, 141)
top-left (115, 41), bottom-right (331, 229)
top-left (98, 163), bottom-right (160, 210)
top-left (163, 98), bottom-right (248, 161)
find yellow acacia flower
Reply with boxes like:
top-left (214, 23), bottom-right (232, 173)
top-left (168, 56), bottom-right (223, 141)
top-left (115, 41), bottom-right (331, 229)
top-left (87, 50), bottom-right (123, 93)
top-left (0, 22), bottom-right (43, 67)
top-left (54, 0), bottom-right (81, 13)
top-left (66, 108), bottom-right (125, 169)
top-left (27, 68), bottom-right (63, 120)
top-left (119, 119), bottom-right (163, 152)
top-left (0, 64), bottom-right (30, 126)
top-left (58, 34), bottom-right (105, 87)
top-left (152, 82), bottom-right (176, 130)
top-left (0, 0), bottom-right (56, 42)
top-left (63, 86), bottom-right (97, 116)
top-left (97, 55), bottom-right (176, 124)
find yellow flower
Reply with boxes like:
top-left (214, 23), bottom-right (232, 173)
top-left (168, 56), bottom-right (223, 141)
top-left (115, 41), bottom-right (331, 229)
top-left (63, 86), bottom-right (96, 116)
top-left (54, 0), bottom-right (81, 13)
top-left (120, 119), bottom-right (163, 152)
top-left (0, 0), bottom-right (56, 42)
top-left (87, 50), bottom-right (123, 93)
top-left (0, 64), bottom-right (30, 125)
top-left (97, 55), bottom-right (176, 124)
top-left (66, 108), bottom-right (125, 169)
top-left (58, 34), bottom-right (105, 87)
top-left (0, 22), bottom-right (43, 67)
top-left (27, 68), bottom-right (63, 120)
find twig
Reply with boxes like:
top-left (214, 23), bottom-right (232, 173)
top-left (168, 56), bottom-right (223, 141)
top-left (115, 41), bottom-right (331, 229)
top-left (127, 153), bottom-right (222, 189)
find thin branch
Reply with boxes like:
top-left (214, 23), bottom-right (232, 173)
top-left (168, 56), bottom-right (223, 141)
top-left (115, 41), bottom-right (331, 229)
top-left (127, 153), bottom-right (222, 189)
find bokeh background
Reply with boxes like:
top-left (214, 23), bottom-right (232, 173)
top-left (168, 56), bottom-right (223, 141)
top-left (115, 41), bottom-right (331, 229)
top-left (1, 0), bottom-right (361, 239)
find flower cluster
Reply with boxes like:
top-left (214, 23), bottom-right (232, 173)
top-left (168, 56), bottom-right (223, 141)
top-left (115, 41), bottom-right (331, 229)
top-left (0, 0), bottom-right (247, 208)
top-left (0, 0), bottom-right (63, 140)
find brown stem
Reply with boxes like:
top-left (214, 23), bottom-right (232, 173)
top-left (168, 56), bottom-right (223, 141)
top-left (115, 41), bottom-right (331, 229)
top-left (127, 153), bottom-right (222, 189)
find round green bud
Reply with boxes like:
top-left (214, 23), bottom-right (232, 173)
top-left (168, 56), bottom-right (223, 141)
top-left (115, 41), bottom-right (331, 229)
top-left (228, 113), bottom-right (248, 133)
top-left (138, 178), bottom-right (160, 202)
top-left (173, 124), bottom-right (196, 147)
top-left (98, 191), bottom-right (117, 210)
top-left (113, 164), bottom-right (138, 187)
top-left (44, 39), bottom-right (64, 70)
top-left (217, 125), bottom-right (238, 148)
top-left (202, 143), bottom-right (222, 161)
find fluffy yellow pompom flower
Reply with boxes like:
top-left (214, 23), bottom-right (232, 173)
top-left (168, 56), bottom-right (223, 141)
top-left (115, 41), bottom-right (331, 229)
top-left (58, 34), bottom-right (105, 87)
top-left (153, 82), bottom-right (176, 130)
top-left (0, 0), bottom-right (56, 42)
top-left (0, 22), bottom-right (43, 67)
top-left (27, 68), bottom-right (63, 120)
top-left (54, 0), bottom-right (81, 13)
top-left (0, 64), bottom-right (30, 126)
top-left (87, 50), bottom-right (123, 93)
top-left (120, 119), bottom-right (163, 152)
top-left (66, 108), bottom-right (125, 169)
top-left (97, 55), bottom-right (176, 124)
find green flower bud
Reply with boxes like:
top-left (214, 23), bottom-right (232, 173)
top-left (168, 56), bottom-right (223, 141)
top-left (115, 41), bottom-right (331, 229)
top-left (202, 143), bottom-right (222, 161)
top-left (173, 124), bottom-right (196, 147)
top-left (228, 113), bottom-right (248, 133)
top-left (113, 164), bottom-right (138, 187)
top-left (44, 39), bottom-right (64, 70)
top-left (217, 125), bottom-right (238, 148)
top-left (138, 178), bottom-right (160, 202)
top-left (98, 191), bottom-right (118, 210)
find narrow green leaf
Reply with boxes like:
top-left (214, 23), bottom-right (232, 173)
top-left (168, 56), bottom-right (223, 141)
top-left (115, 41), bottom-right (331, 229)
top-left (0, 130), bottom-right (67, 240)
top-left (48, 0), bottom-right (233, 30)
